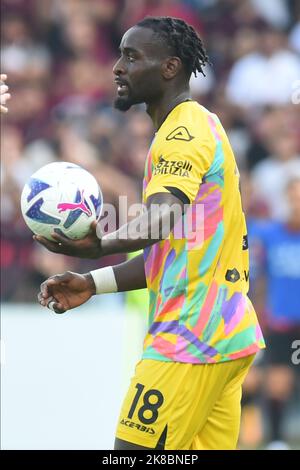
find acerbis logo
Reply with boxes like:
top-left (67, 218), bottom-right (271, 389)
top-left (154, 155), bottom-right (192, 178)
top-left (120, 419), bottom-right (155, 434)
top-left (166, 126), bottom-right (194, 142)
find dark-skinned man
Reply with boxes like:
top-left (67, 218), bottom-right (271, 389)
top-left (37, 17), bottom-right (265, 450)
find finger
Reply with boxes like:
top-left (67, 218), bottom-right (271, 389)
top-left (40, 277), bottom-right (64, 298)
top-left (47, 300), bottom-right (66, 314)
top-left (47, 272), bottom-right (73, 285)
top-left (40, 280), bottom-right (52, 298)
top-left (3, 92), bottom-right (11, 100)
top-left (0, 105), bottom-right (8, 114)
top-left (34, 235), bottom-right (74, 256)
top-left (94, 220), bottom-right (103, 239)
top-left (0, 84), bottom-right (9, 94)
top-left (34, 235), bottom-right (62, 253)
top-left (0, 93), bottom-right (11, 105)
top-left (52, 230), bottom-right (72, 244)
top-left (38, 292), bottom-right (46, 306)
top-left (0, 74), bottom-right (7, 82)
top-left (38, 292), bottom-right (54, 307)
top-left (90, 220), bottom-right (98, 232)
top-left (38, 291), bottom-right (44, 304)
top-left (51, 233), bottom-right (77, 256)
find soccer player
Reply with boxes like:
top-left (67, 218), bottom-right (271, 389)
top-left (37, 17), bottom-right (265, 450)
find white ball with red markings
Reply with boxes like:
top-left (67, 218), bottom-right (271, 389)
top-left (20, 162), bottom-right (103, 240)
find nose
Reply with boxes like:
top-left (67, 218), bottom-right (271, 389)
top-left (113, 57), bottom-right (126, 76)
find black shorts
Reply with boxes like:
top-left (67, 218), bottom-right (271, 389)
top-left (264, 328), bottom-right (300, 368)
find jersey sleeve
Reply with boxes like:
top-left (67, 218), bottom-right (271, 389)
top-left (144, 134), bottom-right (216, 204)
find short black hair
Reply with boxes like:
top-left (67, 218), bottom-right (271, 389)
top-left (136, 16), bottom-right (210, 77)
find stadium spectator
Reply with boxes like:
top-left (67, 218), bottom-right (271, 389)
top-left (249, 177), bottom-right (300, 449)
top-left (226, 25), bottom-right (300, 107)
top-left (252, 129), bottom-right (300, 221)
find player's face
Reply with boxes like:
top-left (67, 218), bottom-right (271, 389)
top-left (113, 27), bottom-right (165, 111)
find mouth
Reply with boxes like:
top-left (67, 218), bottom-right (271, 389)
top-left (115, 78), bottom-right (129, 96)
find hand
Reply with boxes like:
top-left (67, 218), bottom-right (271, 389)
top-left (0, 74), bottom-right (11, 114)
top-left (34, 221), bottom-right (102, 259)
top-left (38, 271), bottom-right (96, 314)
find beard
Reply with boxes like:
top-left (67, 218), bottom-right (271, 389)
top-left (114, 95), bottom-right (135, 112)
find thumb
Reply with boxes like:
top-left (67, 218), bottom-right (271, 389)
top-left (93, 220), bottom-right (103, 239)
top-left (89, 220), bottom-right (98, 234)
top-left (48, 271), bottom-right (74, 286)
top-left (47, 299), bottom-right (67, 314)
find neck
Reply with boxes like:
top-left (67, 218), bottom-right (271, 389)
top-left (146, 86), bottom-right (191, 131)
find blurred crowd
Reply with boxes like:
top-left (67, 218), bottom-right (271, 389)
top-left (1, 0), bottom-right (300, 449)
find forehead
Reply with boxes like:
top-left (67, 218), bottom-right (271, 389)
top-left (120, 26), bottom-right (161, 55)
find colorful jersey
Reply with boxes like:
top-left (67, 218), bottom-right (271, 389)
top-left (142, 101), bottom-right (265, 364)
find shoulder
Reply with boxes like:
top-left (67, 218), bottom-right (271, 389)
top-left (151, 102), bottom-right (221, 175)
top-left (157, 101), bottom-right (217, 147)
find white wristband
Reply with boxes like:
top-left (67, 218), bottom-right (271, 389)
top-left (89, 266), bottom-right (118, 294)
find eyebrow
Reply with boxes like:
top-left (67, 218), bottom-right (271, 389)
top-left (119, 46), bottom-right (139, 54)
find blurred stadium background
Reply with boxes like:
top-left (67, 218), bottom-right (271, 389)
top-left (1, 0), bottom-right (300, 450)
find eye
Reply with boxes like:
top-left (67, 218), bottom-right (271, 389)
top-left (127, 55), bottom-right (135, 63)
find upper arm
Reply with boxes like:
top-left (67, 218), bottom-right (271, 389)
top-left (146, 192), bottom-right (185, 211)
top-left (145, 192), bottom-right (185, 238)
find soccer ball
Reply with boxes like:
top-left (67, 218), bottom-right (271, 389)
top-left (21, 162), bottom-right (103, 240)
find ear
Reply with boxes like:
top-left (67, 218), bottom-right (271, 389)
top-left (161, 57), bottom-right (182, 80)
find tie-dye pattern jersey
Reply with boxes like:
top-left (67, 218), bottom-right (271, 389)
top-left (142, 101), bottom-right (265, 364)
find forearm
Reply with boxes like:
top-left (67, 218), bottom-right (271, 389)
top-left (101, 231), bottom-right (155, 256)
top-left (89, 253), bottom-right (146, 294)
top-left (37, 193), bottom-right (184, 260)
top-left (101, 209), bottom-right (158, 255)
top-left (101, 199), bottom-right (181, 256)
top-left (113, 253), bottom-right (146, 291)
